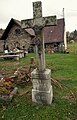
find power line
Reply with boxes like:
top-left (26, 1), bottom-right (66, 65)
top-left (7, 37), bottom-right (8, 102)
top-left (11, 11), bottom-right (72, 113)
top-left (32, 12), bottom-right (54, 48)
top-left (66, 8), bottom-right (77, 12)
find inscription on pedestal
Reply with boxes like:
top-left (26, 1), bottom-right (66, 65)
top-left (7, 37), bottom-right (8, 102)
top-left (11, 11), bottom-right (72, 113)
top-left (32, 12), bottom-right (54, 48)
top-left (32, 79), bottom-right (51, 91)
top-left (32, 86), bottom-right (53, 104)
top-left (31, 69), bottom-right (51, 80)
top-left (32, 69), bottom-right (51, 91)
top-left (35, 95), bottom-right (46, 101)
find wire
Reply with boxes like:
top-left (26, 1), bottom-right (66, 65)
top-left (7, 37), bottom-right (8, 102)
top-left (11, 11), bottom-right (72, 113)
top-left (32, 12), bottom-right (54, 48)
top-left (66, 8), bottom-right (77, 12)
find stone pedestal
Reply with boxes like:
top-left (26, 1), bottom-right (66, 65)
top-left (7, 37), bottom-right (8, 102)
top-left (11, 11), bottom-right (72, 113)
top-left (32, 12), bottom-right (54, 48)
top-left (31, 69), bottom-right (53, 104)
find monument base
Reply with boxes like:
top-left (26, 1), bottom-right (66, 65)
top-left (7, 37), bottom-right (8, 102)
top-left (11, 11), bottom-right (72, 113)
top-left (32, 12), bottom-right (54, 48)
top-left (31, 69), bottom-right (53, 105)
top-left (32, 86), bottom-right (53, 104)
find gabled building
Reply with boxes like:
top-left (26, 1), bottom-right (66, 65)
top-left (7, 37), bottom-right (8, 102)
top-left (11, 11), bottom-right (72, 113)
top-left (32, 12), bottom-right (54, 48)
top-left (0, 18), bottom-right (66, 53)
top-left (31, 18), bottom-right (66, 53)
top-left (0, 28), bottom-right (5, 52)
top-left (0, 28), bottom-right (4, 38)
top-left (0, 18), bottom-right (35, 52)
top-left (43, 18), bottom-right (66, 53)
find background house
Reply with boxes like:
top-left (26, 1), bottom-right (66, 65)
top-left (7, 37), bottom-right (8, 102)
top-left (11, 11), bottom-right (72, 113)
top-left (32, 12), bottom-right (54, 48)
top-left (0, 28), bottom-right (4, 52)
top-left (31, 18), bottom-right (66, 53)
top-left (43, 18), bottom-right (65, 53)
top-left (0, 18), bottom-right (35, 52)
top-left (0, 28), bottom-right (4, 38)
top-left (0, 18), bottom-right (65, 53)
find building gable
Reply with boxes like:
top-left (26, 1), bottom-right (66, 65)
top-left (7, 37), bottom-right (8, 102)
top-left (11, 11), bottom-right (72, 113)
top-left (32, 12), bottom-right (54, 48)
top-left (0, 18), bottom-right (35, 51)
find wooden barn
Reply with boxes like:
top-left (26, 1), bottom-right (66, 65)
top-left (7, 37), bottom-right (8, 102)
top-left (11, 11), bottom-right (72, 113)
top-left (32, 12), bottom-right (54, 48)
top-left (31, 18), bottom-right (66, 53)
top-left (43, 18), bottom-right (66, 53)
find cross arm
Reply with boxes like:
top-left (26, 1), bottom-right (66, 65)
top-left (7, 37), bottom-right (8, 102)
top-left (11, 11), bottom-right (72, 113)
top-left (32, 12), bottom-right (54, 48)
top-left (21, 19), bottom-right (34, 28)
top-left (43, 15), bottom-right (57, 26)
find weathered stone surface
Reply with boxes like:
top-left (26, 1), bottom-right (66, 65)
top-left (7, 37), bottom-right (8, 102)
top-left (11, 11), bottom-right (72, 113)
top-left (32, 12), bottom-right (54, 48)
top-left (1, 24), bottom-right (32, 52)
top-left (32, 69), bottom-right (53, 104)
top-left (31, 69), bottom-right (51, 80)
top-left (0, 40), bottom-right (4, 52)
top-left (21, 1), bottom-right (57, 29)
top-left (32, 79), bottom-right (51, 91)
top-left (33, 1), bottom-right (42, 18)
top-left (43, 16), bottom-right (57, 26)
top-left (6, 24), bottom-right (31, 51)
top-left (32, 86), bottom-right (53, 104)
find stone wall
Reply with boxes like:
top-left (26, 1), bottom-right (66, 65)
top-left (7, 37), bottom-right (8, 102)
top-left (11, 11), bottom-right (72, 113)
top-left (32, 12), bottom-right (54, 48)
top-left (0, 40), bottom-right (4, 52)
top-left (0, 29), bottom-right (4, 52)
top-left (5, 24), bottom-right (31, 51)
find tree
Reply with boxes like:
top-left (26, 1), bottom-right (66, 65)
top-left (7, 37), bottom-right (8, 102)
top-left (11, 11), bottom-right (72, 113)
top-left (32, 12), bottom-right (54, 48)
top-left (66, 31), bottom-right (70, 42)
top-left (73, 29), bottom-right (77, 41)
top-left (66, 29), bottom-right (77, 42)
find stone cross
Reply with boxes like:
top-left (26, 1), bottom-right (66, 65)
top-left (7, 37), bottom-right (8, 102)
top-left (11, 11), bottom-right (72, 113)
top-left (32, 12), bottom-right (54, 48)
top-left (21, 1), bottom-right (57, 71)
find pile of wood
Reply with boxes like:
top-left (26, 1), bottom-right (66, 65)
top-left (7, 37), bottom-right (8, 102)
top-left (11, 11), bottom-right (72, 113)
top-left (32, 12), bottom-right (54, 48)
top-left (13, 65), bottom-right (35, 83)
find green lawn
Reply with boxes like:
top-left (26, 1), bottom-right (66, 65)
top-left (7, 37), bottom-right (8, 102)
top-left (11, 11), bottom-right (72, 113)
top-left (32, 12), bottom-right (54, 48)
top-left (0, 53), bottom-right (77, 120)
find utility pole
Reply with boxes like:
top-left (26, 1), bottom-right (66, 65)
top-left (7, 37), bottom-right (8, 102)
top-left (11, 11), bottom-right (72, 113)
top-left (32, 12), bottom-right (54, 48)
top-left (63, 8), bottom-right (65, 18)
top-left (63, 8), bottom-right (67, 51)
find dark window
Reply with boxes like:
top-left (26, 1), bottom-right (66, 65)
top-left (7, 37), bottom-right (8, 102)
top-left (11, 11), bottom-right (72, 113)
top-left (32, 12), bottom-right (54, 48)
top-left (15, 29), bottom-right (21, 35)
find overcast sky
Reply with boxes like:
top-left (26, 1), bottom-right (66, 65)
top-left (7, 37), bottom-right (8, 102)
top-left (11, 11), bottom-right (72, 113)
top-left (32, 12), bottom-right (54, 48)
top-left (0, 0), bottom-right (77, 32)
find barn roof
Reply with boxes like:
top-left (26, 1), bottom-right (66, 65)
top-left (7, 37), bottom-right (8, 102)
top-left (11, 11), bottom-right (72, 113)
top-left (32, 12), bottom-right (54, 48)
top-left (43, 18), bottom-right (65, 43)
top-left (1, 18), bottom-right (35, 40)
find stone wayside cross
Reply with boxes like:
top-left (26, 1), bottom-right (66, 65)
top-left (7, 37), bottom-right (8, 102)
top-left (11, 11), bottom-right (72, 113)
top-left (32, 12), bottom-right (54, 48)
top-left (21, 1), bottom-right (57, 71)
top-left (21, 1), bottom-right (57, 104)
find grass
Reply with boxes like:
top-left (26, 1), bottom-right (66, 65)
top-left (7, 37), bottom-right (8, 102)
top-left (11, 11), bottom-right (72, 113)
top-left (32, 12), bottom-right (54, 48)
top-left (0, 50), bottom-right (77, 119)
top-left (68, 42), bottom-right (77, 54)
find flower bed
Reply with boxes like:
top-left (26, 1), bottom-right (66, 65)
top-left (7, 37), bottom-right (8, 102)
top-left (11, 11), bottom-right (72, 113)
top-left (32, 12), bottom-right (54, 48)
top-left (0, 77), bottom-right (18, 102)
